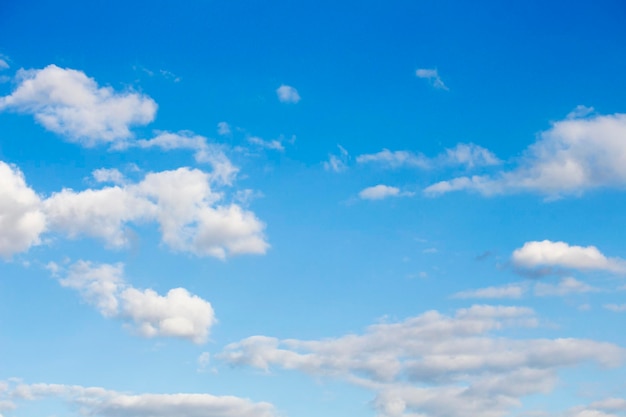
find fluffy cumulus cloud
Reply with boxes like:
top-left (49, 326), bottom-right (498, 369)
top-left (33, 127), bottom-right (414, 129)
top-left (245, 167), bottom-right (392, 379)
top-left (276, 84), bottom-right (300, 103)
top-left (54, 260), bottom-right (216, 343)
top-left (0, 162), bottom-right (46, 259)
top-left (416, 68), bottom-right (448, 90)
top-left (0, 65), bottom-right (157, 146)
top-left (357, 143), bottom-right (499, 170)
top-left (425, 111), bottom-right (626, 197)
top-left (2, 381), bottom-right (276, 417)
top-left (0, 161), bottom-right (267, 259)
top-left (512, 240), bottom-right (626, 274)
top-left (359, 185), bottom-right (403, 200)
top-left (220, 305), bottom-right (625, 417)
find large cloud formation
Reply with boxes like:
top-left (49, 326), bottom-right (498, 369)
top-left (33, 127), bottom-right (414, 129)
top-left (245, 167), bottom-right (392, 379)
top-left (0, 65), bottom-right (157, 145)
top-left (425, 111), bottom-right (626, 197)
top-left (0, 161), bottom-right (268, 259)
top-left (220, 305), bottom-right (625, 417)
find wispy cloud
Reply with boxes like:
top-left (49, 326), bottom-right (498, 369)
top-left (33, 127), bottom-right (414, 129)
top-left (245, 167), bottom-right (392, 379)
top-left (324, 145), bottom-right (349, 172)
top-left (416, 68), bottom-right (448, 90)
top-left (359, 184), bottom-right (413, 200)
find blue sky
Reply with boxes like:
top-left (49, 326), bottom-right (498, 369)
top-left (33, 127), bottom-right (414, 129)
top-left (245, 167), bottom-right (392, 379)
top-left (1, 1), bottom-right (626, 416)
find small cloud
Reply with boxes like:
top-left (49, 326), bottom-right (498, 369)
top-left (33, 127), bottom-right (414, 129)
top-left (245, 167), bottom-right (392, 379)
top-left (567, 105), bottom-right (595, 119)
top-left (248, 136), bottom-right (285, 152)
top-left (276, 84), bottom-right (301, 103)
top-left (604, 304), bottom-right (626, 312)
top-left (217, 121), bottom-right (231, 136)
top-left (422, 248), bottom-right (438, 254)
top-left (159, 69), bottom-right (181, 83)
top-left (359, 185), bottom-right (402, 200)
top-left (475, 251), bottom-right (493, 261)
top-left (324, 145), bottom-right (349, 173)
top-left (452, 283), bottom-right (525, 299)
top-left (416, 68), bottom-right (448, 90)
top-left (92, 168), bottom-right (126, 185)
top-left (0, 58), bottom-right (9, 70)
top-left (533, 277), bottom-right (599, 297)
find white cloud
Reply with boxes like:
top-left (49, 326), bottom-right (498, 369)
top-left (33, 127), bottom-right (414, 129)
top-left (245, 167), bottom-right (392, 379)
top-left (534, 277), bottom-right (599, 297)
top-left (54, 261), bottom-right (216, 343)
top-left (359, 185), bottom-right (402, 200)
top-left (443, 143), bottom-right (501, 168)
top-left (92, 168), bottom-right (126, 185)
top-left (218, 121), bottom-right (232, 136)
top-left (425, 111), bottom-right (626, 197)
top-left (324, 145), bottom-right (349, 172)
top-left (416, 68), bottom-right (448, 90)
top-left (5, 381), bottom-right (276, 417)
top-left (0, 162), bottom-right (46, 259)
top-left (512, 240), bottom-right (626, 274)
top-left (221, 305), bottom-right (624, 417)
top-left (604, 304), bottom-right (626, 313)
top-left (135, 131), bottom-right (238, 185)
top-left (357, 143), bottom-right (499, 170)
top-left (0, 59), bottom-right (8, 70)
top-left (357, 149), bottom-right (430, 169)
top-left (0, 161), bottom-right (267, 260)
top-left (276, 84), bottom-right (300, 103)
top-left (248, 136), bottom-right (284, 152)
top-left (0, 65), bottom-right (157, 146)
top-left (452, 283), bottom-right (525, 299)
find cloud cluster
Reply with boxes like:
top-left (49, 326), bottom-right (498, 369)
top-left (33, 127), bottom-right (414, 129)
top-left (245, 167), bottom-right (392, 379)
top-left (426, 111), bottom-right (626, 197)
top-left (3, 381), bottom-right (276, 417)
top-left (0, 161), bottom-right (268, 259)
top-left (0, 65), bottom-right (157, 146)
top-left (221, 305), bottom-right (625, 417)
top-left (54, 260), bottom-right (216, 343)
top-left (357, 143), bottom-right (500, 170)
top-left (512, 240), bottom-right (626, 274)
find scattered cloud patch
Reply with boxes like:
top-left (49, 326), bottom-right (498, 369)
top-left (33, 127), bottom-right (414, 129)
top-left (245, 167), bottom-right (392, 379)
top-left (0, 65), bottom-right (157, 146)
top-left (221, 305), bottom-right (624, 417)
top-left (452, 283), bottom-right (525, 299)
top-left (0, 59), bottom-right (8, 70)
top-left (4, 381), bottom-right (276, 417)
top-left (324, 145), bottom-right (349, 173)
top-left (416, 68), bottom-right (448, 90)
top-left (218, 121), bottom-right (232, 136)
top-left (425, 111), bottom-right (626, 197)
top-left (357, 143), bottom-right (499, 170)
top-left (53, 260), bottom-right (216, 343)
top-left (276, 84), bottom-right (300, 103)
top-left (248, 136), bottom-right (284, 152)
top-left (534, 277), bottom-right (599, 297)
top-left (135, 131), bottom-right (238, 184)
top-left (512, 240), bottom-right (626, 274)
top-left (604, 304), bottom-right (626, 313)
